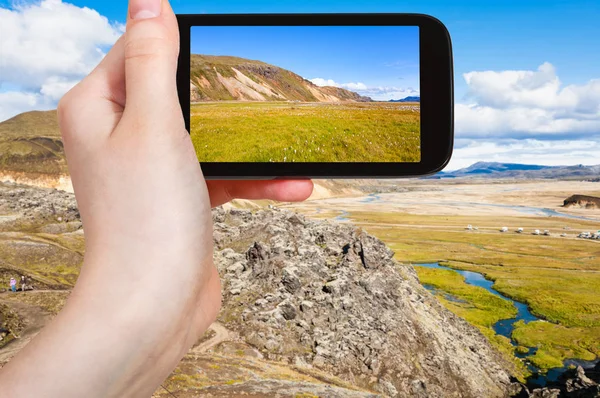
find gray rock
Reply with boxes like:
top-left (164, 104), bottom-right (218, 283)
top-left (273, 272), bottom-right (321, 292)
top-left (281, 267), bottom-right (301, 294)
top-left (246, 242), bottom-right (271, 277)
top-left (278, 301), bottom-right (297, 321)
top-left (213, 207), bottom-right (515, 398)
top-left (530, 388), bottom-right (561, 398)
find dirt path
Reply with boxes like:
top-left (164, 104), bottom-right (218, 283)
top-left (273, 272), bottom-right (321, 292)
top-left (0, 289), bottom-right (69, 295)
top-left (190, 322), bottom-right (235, 354)
top-left (0, 299), bottom-right (53, 364)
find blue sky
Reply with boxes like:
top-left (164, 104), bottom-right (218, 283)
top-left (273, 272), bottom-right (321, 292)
top-left (191, 26), bottom-right (420, 101)
top-left (1, 0), bottom-right (599, 169)
top-left (3, 0), bottom-right (598, 99)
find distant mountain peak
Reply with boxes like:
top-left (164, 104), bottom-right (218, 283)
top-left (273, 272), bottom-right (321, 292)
top-left (434, 161), bottom-right (600, 180)
top-left (389, 96), bottom-right (420, 103)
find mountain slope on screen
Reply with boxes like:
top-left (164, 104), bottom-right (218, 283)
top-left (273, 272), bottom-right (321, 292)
top-left (190, 55), bottom-right (373, 102)
top-left (390, 96), bottom-right (420, 102)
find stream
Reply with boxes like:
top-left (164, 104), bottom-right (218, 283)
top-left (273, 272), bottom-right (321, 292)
top-left (415, 263), bottom-right (599, 389)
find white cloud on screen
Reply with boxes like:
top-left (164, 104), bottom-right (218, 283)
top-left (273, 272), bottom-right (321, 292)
top-left (309, 78), bottom-right (368, 91)
top-left (0, 0), bottom-right (123, 121)
top-left (309, 78), bottom-right (418, 101)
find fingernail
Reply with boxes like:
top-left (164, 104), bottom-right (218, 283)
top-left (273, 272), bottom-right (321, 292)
top-left (130, 0), bottom-right (162, 20)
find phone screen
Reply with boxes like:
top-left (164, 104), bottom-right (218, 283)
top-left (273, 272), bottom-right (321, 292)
top-left (190, 26), bottom-right (420, 163)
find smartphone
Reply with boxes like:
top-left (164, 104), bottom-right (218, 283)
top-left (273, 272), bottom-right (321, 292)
top-left (176, 14), bottom-right (454, 179)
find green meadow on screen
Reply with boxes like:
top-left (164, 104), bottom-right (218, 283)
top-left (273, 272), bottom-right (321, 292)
top-left (189, 26), bottom-right (421, 163)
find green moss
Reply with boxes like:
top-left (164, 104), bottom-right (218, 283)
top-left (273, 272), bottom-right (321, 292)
top-left (528, 348), bottom-right (565, 370)
top-left (512, 320), bottom-right (600, 370)
top-left (417, 267), bottom-right (517, 327)
top-left (415, 267), bottom-right (529, 380)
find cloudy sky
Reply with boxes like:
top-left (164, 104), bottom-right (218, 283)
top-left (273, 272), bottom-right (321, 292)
top-left (1, 0), bottom-right (599, 170)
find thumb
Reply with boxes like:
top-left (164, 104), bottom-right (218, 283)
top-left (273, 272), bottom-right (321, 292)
top-left (123, 0), bottom-right (181, 122)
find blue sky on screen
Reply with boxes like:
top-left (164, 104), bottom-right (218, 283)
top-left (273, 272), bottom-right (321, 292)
top-left (1, 0), bottom-right (599, 169)
top-left (191, 26), bottom-right (420, 101)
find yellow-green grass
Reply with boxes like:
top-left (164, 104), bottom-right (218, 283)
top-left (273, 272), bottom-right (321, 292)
top-left (416, 267), bottom-right (529, 379)
top-left (512, 320), bottom-right (600, 370)
top-left (0, 231), bottom-right (83, 288)
top-left (190, 102), bottom-right (420, 162)
top-left (158, 352), bottom-right (372, 396)
top-left (440, 261), bottom-right (600, 328)
top-left (303, 210), bottom-right (600, 371)
top-left (2, 291), bottom-right (69, 316)
top-left (416, 267), bottom-right (517, 327)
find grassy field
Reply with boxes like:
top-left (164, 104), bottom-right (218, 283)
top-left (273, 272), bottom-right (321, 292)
top-left (416, 267), bottom-right (531, 378)
top-left (303, 209), bottom-right (600, 373)
top-left (190, 102), bottom-right (420, 162)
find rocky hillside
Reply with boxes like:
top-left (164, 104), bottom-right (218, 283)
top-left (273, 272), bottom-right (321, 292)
top-left (0, 181), bottom-right (519, 397)
top-left (212, 207), bottom-right (515, 397)
top-left (190, 55), bottom-right (373, 103)
top-left (564, 194), bottom-right (600, 209)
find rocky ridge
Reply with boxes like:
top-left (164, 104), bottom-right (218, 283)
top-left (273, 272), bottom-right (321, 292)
top-left (190, 55), bottom-right (373, 103)
top-left (212, 206), bottom-right (515, 397)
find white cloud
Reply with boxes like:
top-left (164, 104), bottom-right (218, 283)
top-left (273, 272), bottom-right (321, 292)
top-left (0, 0), bottom-right (123, 121)
top-left (0, 91), bottom-right (52, 121)
top-left (451, 63), bottom-right (600, 168)
top-left (457, 63), bottom-right (600, 138)
top-left (309, 78), bottom-right (418, 101)
top-left (40, 77), bottom-right (80, 101)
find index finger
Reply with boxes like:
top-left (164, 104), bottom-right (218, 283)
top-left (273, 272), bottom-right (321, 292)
top-left (206, 180), bottom-right (314, 208)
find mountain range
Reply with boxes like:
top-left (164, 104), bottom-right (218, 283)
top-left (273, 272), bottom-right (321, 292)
top-left (436, 161), bottom-right (600, 179)
top-left (190, 55), bottom-right (373, 103)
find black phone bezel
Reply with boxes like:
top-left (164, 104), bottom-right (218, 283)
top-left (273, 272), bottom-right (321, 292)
top-left (177, 13), bottom-right (453, 179)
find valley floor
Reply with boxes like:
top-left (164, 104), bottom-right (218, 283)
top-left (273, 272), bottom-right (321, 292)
top-left (284, 179), bottom-right (600, 378)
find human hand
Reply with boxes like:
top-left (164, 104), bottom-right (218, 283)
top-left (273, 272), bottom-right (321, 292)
top-left (0, 0), bottom-right (312, 396)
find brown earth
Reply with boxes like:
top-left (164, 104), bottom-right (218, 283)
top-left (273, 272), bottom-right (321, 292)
top-left (564, 194), bottom-right (600, 209)
top-left (190, 55), bottom-right (373, 103)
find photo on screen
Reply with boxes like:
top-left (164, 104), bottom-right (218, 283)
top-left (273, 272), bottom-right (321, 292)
top-left (190, 26), bottom-right (420, 163)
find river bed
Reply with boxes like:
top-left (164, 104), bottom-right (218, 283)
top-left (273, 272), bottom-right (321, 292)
top-left (414, 263), bottom-right (599, 388)
top-left (357, 193), bottom-right (599, 221)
